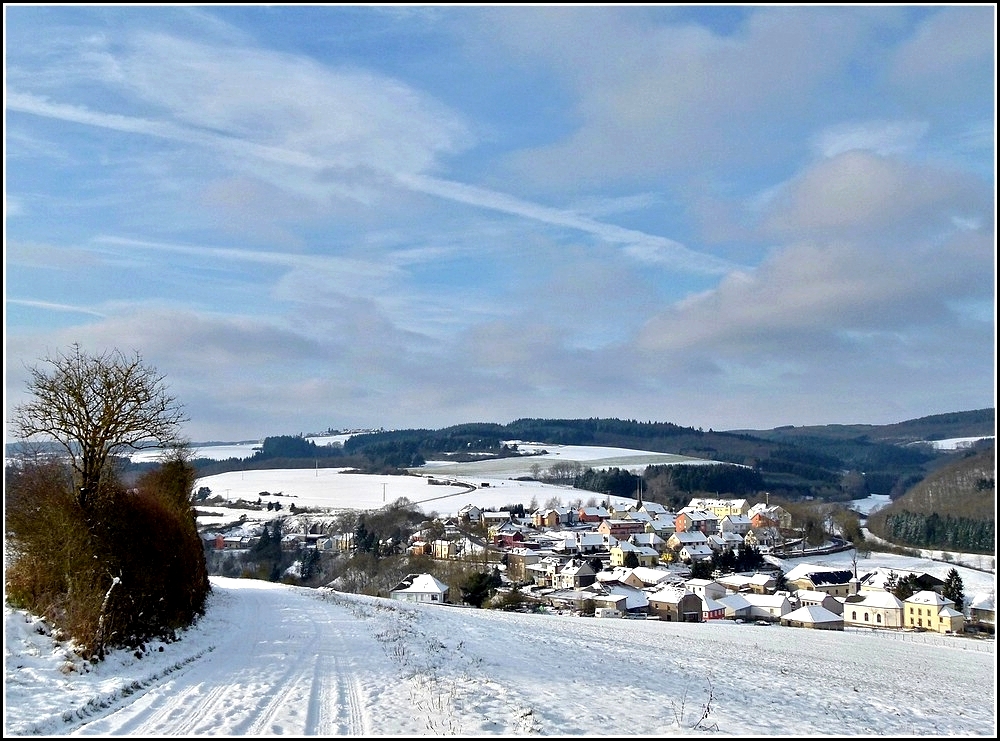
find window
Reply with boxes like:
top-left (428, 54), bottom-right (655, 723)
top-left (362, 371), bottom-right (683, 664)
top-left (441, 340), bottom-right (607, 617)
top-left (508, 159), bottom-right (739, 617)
top-left (876, 614), bottom-right (882, 624)
top-left (852, 611), bottom-right (857, 620)
top-left (864, 613), bottom-right (869, 622)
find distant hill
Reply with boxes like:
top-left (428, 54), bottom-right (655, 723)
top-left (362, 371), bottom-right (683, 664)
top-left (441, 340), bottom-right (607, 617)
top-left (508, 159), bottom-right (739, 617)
top-left (866, 445), bottom-right (995, 554)
top-left (322, 410), bottom-right (996, 505)
top-left (729, 408), bottom-right (995, 445)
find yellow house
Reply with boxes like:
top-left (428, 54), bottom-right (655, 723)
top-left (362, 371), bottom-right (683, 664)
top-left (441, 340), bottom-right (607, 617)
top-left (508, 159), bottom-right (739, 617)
top-left (687, 497), bottom-right (750, 518)
top-left (609, 542), bottom-right (659, 568)
top-left (904, 591), bottom-right (965, 633)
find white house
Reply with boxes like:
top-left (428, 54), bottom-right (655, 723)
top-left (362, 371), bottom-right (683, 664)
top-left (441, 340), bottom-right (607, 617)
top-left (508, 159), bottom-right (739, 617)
top-left (793, 589), bottom-right (844, 616)
top-left (740, 593), bottom-right (792, 620)
top-left (389, 573), bottom-right (450, 604)
top-left (781, 604), bottom-right (844, 630)
top-left (685, 578), bottom-right (727, 602)
top-left (841, 591), bottom-right (904, 629)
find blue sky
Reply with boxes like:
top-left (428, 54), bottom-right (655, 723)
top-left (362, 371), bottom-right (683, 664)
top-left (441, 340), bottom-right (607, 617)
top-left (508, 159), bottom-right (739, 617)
top-left (4, 5), bottom-right (996, 442)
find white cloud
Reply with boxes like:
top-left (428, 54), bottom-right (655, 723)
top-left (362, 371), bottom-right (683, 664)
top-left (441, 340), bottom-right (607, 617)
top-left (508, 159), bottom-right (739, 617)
top-left (761, 150), bottom-right (992, 238)
top-left (888, 6), bottom-right (995, 95)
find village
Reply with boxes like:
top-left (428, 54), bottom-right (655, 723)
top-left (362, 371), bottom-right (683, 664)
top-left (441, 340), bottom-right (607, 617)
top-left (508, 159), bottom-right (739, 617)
top-left (204, 493), bottom-right (996, 636)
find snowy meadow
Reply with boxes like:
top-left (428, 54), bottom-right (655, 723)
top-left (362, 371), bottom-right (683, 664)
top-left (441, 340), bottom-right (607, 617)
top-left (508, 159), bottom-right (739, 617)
top-left (4, 574), bottom-right (996, 737)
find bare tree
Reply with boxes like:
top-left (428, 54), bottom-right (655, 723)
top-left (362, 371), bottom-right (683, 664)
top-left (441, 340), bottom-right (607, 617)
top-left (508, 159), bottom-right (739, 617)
top-left (12, 343), bottom-right (188, 510)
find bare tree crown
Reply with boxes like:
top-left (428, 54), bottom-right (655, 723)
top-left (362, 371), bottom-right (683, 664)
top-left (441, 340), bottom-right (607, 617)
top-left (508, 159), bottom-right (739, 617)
top-left (12, 343), bottom-right (188, 508)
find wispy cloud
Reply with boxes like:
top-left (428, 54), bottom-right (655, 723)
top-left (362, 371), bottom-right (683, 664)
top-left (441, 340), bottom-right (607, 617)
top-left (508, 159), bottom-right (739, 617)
top-left (6, 298), bottom-right (106, 318)
top-left (9, 86), bottom-right (730, 276)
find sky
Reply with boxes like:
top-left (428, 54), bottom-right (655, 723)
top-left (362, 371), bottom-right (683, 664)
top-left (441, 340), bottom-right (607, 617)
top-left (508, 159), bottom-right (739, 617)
top-left (4, 4), bottom-right (997, 444)
top-left (5, 567), bottom-right (997, 737)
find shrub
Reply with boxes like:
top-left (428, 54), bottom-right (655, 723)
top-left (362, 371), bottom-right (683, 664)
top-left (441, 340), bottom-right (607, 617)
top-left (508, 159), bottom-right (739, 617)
top-left (4, 455), bottom-right (210, 658)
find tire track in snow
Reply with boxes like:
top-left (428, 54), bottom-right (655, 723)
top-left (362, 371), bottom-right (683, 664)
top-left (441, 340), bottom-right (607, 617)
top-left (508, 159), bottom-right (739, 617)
top-left (328, 652), bottom-right (366, 735)
top-left (138, 679), bottom-right (231, 736)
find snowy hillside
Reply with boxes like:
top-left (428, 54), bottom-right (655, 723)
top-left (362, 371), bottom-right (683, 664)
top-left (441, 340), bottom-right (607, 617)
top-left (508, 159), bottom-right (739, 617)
top-left (4, 576), bottom-right (996, 737)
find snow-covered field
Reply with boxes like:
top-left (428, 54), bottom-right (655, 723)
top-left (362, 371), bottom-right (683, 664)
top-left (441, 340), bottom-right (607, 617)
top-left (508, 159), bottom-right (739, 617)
top-left (924, 436), bottom-right (995, 451)
top-left (4, 575), bottom-right (996, 737)
top-left (189, 441), bottom-right (715, 521)
top-left (193, 467), bottom-right (639, 523)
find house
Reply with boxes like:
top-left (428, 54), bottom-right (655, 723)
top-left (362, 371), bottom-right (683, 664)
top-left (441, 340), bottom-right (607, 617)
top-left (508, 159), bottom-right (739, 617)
top-left (334, 532), bottom-right (354, 552)
top-left (647, 585), bottom-right (703, 622)
top-left (505, 548), bottom-right (543, 583)
top-left (389, 573), bottom-right (449, 604)
top-left (793, 589), bottom-right (843, 616)
top-left (493, 524), bottom-right (527, 549)
top-left (687, 497), bottom-right (750, 518)
top-left (281, 533), bottom-right (306, 551)
top-left (679, 544), bottom-right (714, 564)
top-left (716, 593), bottom-right (753, 621)
top-left (552, 559), bottom-right (597, 590)
top-left (715, 573), bottom-right (756, 593)
top-left (407, 540), bottom-right (431, 556)
top-left (685, 578), bottom-right (727, 602)
top-left (842, 591), bottom-right (904, 629)
top-left (575, 531), bottom-right (608, 554)
top-left (647, 514), bottom-right (677, 536)
top-left (740, 593), bottom-right (792, 621)
top-left (781, 605), bottom-right (844, 630)
top-left (747, 503), bottom-right (793, 530)
top-left (610, 541), bottom-right (659, 568)
top-left (532, 509), bottom-right (562, 528)
top-left (626, 510), bottom-right (653, 525)
top-left (701, 596), bottom-right (727, 621)
top-left (707, 532), bottom-right (745, 553)
top-left (483, 510), bottom-right (513, 532)
top-left (675, 509), bottom-right (719, 535)
top-left (598, 518), bottom-right (646, 539)
top-left (904, 591), bottom-right (965, 634)
top-left (719, 514), bottom-right (752, 536)
top-left (666, 530), bottom-right (709, 552)
top-left (968, 592), bottom-right (996, 628)
top-left (638, 502), bottom-right (671, 517)
top-left (431, 539), bottom-right (457, 559)
top-left (526, 556), bottom-right (569, 588)
top-left (743, 526), bottom-right (781, 551)
top-left (628, 533), bottom-right (667, 553)
top-left (857, 567), bottom-right (945, 594)
top-left (625, 566), bottom-right (675, 587)
top-left (585, 582), bottom-right (649, 615)
top-left (597, 567), bottom-right (646, 590)
top-left (598, 566), bottom-right (673, 589)
top-left (578, 505), bottom-right (610, 523)
top-left (785, 564), bottom-right (856, 598)
top-left (457, 504), bottom-right (482, 523)
top-left (549, 534), bottom-right (579, 555)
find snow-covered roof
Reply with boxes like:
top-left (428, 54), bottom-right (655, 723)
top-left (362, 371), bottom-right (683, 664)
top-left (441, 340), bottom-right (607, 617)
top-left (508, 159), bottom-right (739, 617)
top-left (852, 591), bottom-right (904, 609)
top-left (970, 592), bottom-right (995, 611)
top-left (391, 573), bottom-right (449, 595)
top-left (784, 605), bottom-right (843, 624)
top-left (906, 590), bottom-right (951, 607)
top-left (716, 593), bottom-right (752, 610)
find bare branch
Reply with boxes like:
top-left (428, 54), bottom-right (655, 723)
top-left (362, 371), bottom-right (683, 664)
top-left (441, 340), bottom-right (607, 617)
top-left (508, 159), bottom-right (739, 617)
top-left (12, 343), bottom-right (189, 509)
